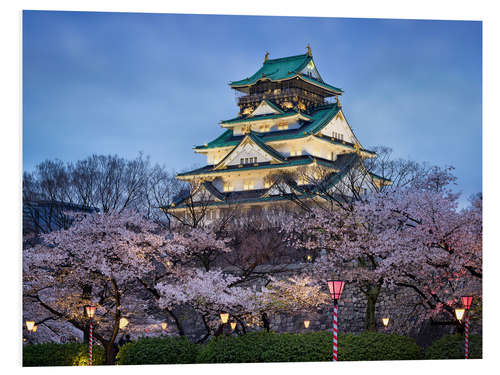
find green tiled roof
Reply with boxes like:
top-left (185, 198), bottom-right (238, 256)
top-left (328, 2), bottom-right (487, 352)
top-left (177, 155), bottom-right (339, 177)
top-left (231, 54), bottom-right (311, 87)
top-left (230, 53), bottom-right (343, 94)
top-left (196, 103), bottom-right (376, 156)
top-left (220, 111), bottom-right (311, 125)
top-left (247, 132), bottom-right (286, 162)
top-left (369, 172), bottom-right (393, 183)
top-left (196, 103), bottom-right (340, 150)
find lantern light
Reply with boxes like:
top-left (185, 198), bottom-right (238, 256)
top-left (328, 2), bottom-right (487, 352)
top-left (382, 318), bottom-right (389, 327)
top-left (327, 280), bottom-right (345, 301)
top-left (304, 320), bottom-right (310, 328)
top-left (461, 296), bottom-right (473, 311)
top-left (85, 306), bottom-right (96, 318)
top-left (230, 322), bottom-right (237, 330)
top-left (455, 308), bottom-right (466, 322)
top-left (32, 325), bottom-right (38, 333)
top-left (119, 317), bottom-right (129, 329)
top-left (161, 322), bottom-right (168, 330)
top-left (220, 313), bottom-right (229, 324)
top-left (26, 321), bottom-right (35, 332)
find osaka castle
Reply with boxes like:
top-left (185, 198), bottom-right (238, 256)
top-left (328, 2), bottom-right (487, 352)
top-left (170, 46), bottom-right (390, 218)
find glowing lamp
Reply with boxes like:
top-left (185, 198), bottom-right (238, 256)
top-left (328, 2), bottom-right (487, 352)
top-left (161, 322), bottom-right (168, 330)
top-left (220, 313), bottom-right (229, 324)
top-left (455, 308), bottom-right (466, 322)
top-left (230, 322), bottom-right (237, 330)
top-left (119, 317), bottom-right (129, 329)
top-left (461, 296), bottom-right (473, 311)
top-left (382, 318), bottom-right (389, 327)
top-left (327, 280), bottom-right (345, 301)
top-left (32, 325), bottom-right (38, 333)
top-left (85, 305), bottom-right (96, 318)
top-left (304, 320), bottom-right (310, 328)
top-left (26, 321), bottom-right (35, 332)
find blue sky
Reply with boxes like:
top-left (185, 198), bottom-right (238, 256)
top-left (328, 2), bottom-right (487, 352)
top-left (23, 11), bottom-right (482, 202)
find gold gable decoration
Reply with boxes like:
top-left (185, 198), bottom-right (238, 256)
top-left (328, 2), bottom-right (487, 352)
top-left (354, 141), bottom-right (362, 155)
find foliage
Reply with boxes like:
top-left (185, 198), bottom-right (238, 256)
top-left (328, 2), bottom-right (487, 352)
top-left (197, 331), bottom-right (422, 363)
top-left (425, 334), bottom-right (482, 359)
top-left (116, 336), bottom-right (200, 365)
top-left (23, 342), bottom-right (105, 366)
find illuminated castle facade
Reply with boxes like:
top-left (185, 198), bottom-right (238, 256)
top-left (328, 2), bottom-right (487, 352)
top-left (170, 47), bottom-right (389, 219)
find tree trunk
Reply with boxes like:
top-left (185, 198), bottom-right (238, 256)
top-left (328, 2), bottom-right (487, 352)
top-left (104, 342), bottom-right (118, 365)
top-left (362, 282), bottom-right (382, 332)
top-left (261, 312), bottom-right (270, 332)
top-left (365, 294), bottom-right (378, 331)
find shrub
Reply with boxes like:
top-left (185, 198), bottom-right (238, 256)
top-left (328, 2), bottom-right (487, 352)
top-left (23, 342), bottom-right (105, 366)
top-left (338, 332), bottom-right (422, 361)
top-left (197, 331), bottom-right (422, 363)
top-left (116, 336), bottom-right (199, 365)
top-left (425, 334), bottom-right (482, 359)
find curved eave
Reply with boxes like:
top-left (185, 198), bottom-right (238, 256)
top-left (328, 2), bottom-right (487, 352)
top-left (231, 73), bottom-right (343, 95)
top-left (220, 112), bottom-right (312, 127)
top-left (177, 157), bottom-right (330, 180)
top-left (311, 135), bottom-right (377, 158)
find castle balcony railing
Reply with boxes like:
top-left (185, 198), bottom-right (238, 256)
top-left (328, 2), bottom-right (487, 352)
top-left (236, 88), bottom-right (325, 108)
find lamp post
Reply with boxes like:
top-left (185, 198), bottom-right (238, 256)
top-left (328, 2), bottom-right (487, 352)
top-left (327, 280), bottom-right (345, 362)
top-left (119, 317), bottom-right (129, 330)
top-left (85, 305), bottom-right (96, 366)
top-left (26, 321), bottom-right (35, 333)
top-left (230, 322), bottom-right (237, 331)
top-left (304, 320), bottom-right (310, 329)
top-left (161, 322), bottom-right (168, 331)
top-left (219, 313), bottom-right (229, 336)
top-left (461, 296), bottom-right (473, 359)
top-left (381, 317), bottom-right (389, 331)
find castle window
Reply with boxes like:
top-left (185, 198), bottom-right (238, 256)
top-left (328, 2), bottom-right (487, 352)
top-left (243, 180), bottom-right (254, 190)
top-left (290, 148), bottom-right (302, 157)
top-left (241, 157), bottom-right (257, 165)
top-left (223, 182), bottom-right (233, 192)
top-left (278, 122), bottom-right (288, 131)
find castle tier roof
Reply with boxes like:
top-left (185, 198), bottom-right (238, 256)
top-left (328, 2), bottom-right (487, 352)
top-left (172, 153), bottom-right (363, 209)
top-left (195, 103), bottom-right (375, 156)
top-left (230, 53), bottom-right (343, 95)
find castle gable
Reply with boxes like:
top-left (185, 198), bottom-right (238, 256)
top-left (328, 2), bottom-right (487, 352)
top-left (319, 110), bottom-right (357, 144)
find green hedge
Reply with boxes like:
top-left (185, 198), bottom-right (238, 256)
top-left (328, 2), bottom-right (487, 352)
top-left (197, 331), bottom-right (422, 363)
top-left (425, 334), bottom-right (482, 359)
top-left (116, 336), bottom-right (200, 365)
top-left (23, 342), bottom-right (105, 366)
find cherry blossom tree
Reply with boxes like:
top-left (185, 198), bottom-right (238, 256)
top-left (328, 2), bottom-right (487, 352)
top-left (23, 210), bottom-right (169, 364)
top-left (285, 166), bottom-right (482, 332)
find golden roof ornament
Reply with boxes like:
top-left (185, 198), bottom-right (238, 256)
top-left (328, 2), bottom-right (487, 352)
top-left (354, 141), bottom-right (362, 155)
top-left (306, 44), bottom-right (312, 57)
top-left (264, 51), bottom-right (269, 62)
top-left (336, 96), bottom-right (341, 107)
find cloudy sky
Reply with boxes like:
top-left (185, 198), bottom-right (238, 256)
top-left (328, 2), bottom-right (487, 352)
top-left (23, 11), bottom-right (482, 203)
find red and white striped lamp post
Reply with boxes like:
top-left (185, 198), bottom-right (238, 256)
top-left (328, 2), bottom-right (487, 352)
top-left (327, 280), bottom-right (345, 362)
top-left (85, 305), bottom-right (96, 366)
top-left (461, 296), bottom-right (473, 359)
